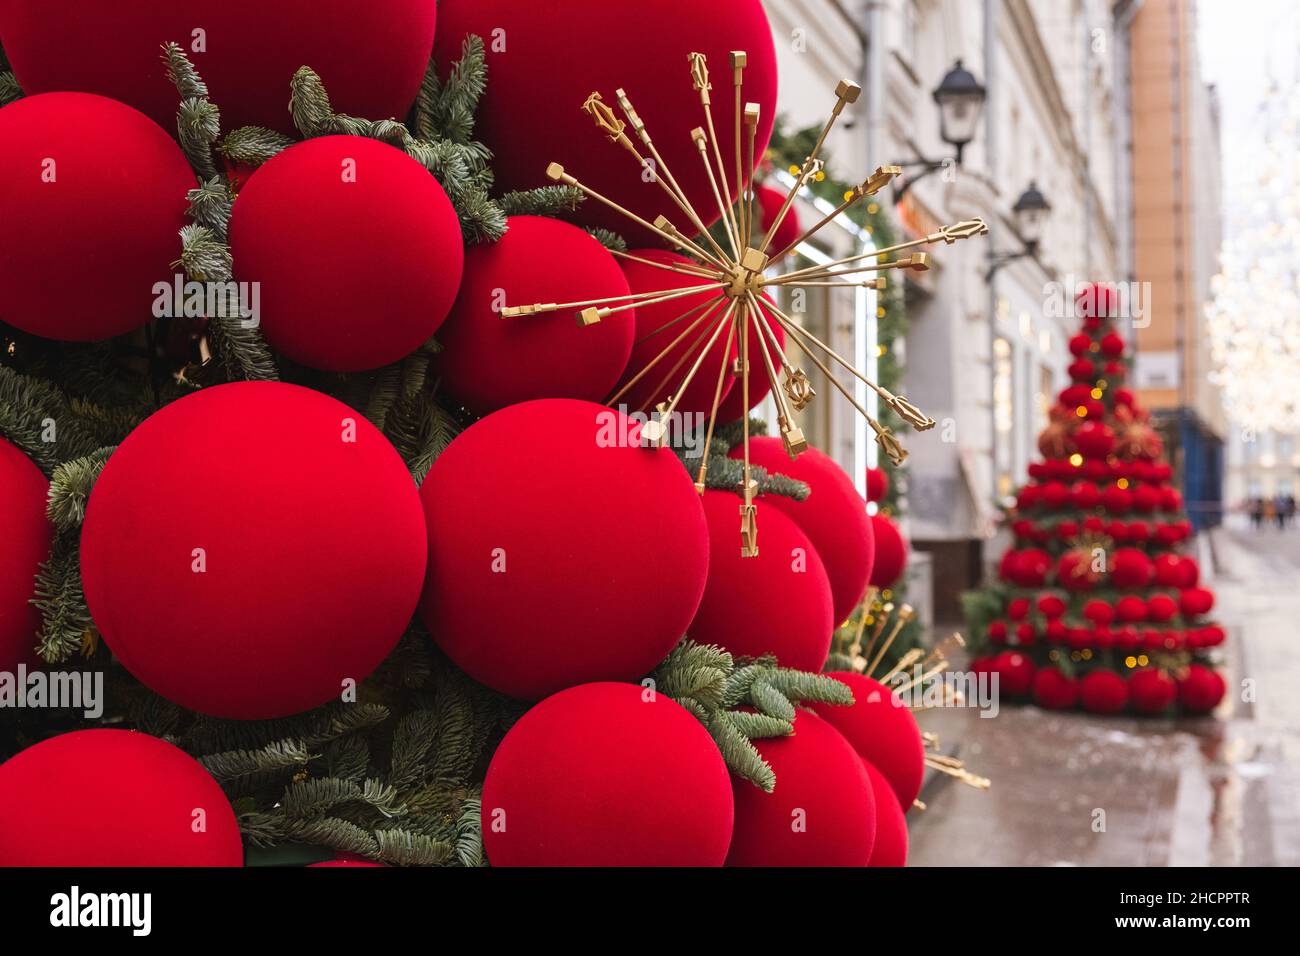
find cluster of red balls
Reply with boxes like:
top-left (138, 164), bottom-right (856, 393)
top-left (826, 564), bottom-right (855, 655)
top-left (998, 542), bottom-right (1200, 591)
top-left (1011, 514), bottom-right (1191, 547)
top-left (1028, 456), bottom-right (1168, 484)
top-left (1017, 476), bottom-right (1182, 515)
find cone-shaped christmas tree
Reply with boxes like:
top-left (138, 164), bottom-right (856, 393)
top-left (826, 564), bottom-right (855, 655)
top-left (963, 284), bottom-right (1227, 717)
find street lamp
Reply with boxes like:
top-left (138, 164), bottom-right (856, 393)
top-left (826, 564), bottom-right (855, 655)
top-left (894, 60), bottom-right (987, 199)
top-left (986, 182), bottom-right (1052, 280)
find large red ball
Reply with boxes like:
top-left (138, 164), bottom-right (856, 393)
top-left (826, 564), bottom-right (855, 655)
top-left (0, 93), bottom-right (193, 341)
top-left (481, 682), bottom-right (733, 866)
top-left (433, 0), bottom-right (778, 243)
top-left (0, 730), bottom-right (242, 866)
top-left (1032, 667), bottom-right (1079, 710)
top-left (727, 708), bottom-right (875, 866)
top-left (1128, 668), bottom-right (1176, 715)
top-left (869, 513), bottom-right (908, 588)
top-left (611, 249), bottom-right (736, 415)
top-left (229, 136), bottom-right (463, 371)
top-left (1179, 586), bottom-right (1215, 619)
top-left (81, 382), bottom-right (426, 719)
top-left (435, 216), bottom-right (633, 414)
top-left (1080, 670), bottom-right (1129, 714)
top-left (0, 2), bottom-right (437, 135)
top-left (994, 651), bottom-right (1037, 697)
top-left (419, 399), bottom-right (708, 700)
top-left (690, 491), bottom-right (833, 672)
top-left (1177, 664), bottom-right (1226, 715)
top-left (756, 183), bottom-right (803, 258)
top-left (736, 439), bottom-right (874, 622)
top-left (863, 759), bottom-right (908, 866)
top-left (865, 466), bottom-right (889, 503)
top-left (1110, 547), bottom-right (1154, 589)
top-left (809, 672), bottom-right (924, 811)
top-left (0, 439), bottom-right (52, 672)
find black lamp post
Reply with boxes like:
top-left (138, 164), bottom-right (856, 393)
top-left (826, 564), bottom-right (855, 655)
top-left (894, 60), bottom-right (986, 200)
top-left (985, 182), bottom-right (1051, 280)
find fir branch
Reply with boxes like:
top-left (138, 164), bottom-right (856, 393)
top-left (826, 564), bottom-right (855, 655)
top-left (177, 98), bottom-right (221, 180)
top-left (280, 777), bottom-right (406, 820)
top-left (759, 668), bottom-right (853, 707)
top-left (453, 795), bottom-right (486, 867)
top-left (0, 366), bottom-right (103, 472)
top-left (707, 712), bottom-right (776, 792)
top-left (748, 678), bottom-right (797, 721)
top-left (289, 66), bottom-right (336, 138)
top-left (0, 72), bottom-right (22, 106)
top-left (186, 178), bottom-right (235, 241)
top-left (324, 734), bottom-right (370, 783)
top-left (373, 828), bottom-right (454, 867)
top-left (200, 739), bottom-right (312, 783)
top-left (389, 710), bottom-right (439, 792)
top-left (32, 534), bottom-right (94, 663)
top-left (240, 813), bottom-right (380, 858)
top-left (217, 126), bottom-right (294, 168)
top-left (387, 392), bottom-right (460, 484)
top-left (498, 185), bottom-right (584, 218)
top-left (585, 227), bottom-right (628, 253)
top-left (161, 42), bottom-right (209, 99)
top-left (45, 447), bottom-right (115, 531)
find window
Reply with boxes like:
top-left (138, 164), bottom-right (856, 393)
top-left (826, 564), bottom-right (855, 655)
top-left (993, 337), bottom-right (1016, 500)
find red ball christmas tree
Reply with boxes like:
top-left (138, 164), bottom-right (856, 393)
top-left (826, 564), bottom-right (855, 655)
top-left (964, 284), bottom-right (1226, 716)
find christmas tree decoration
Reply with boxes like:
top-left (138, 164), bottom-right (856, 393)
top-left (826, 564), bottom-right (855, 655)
top-left (0, 1), bottom-right (438, 135)
top-left (726, 708), bottom-right (876, 867)
top-left (0, 730), bottom-right (243, 866)
top-left (737, 437), bottom-right (874, 622)
top-left (755, 182), bottom-right (803, 260)
top-left (481, 683), bottom-right (733, 866)
top-left (712, 310), bottom-right (784, 424)
top-left (433, 0), bottom-right (779, 243)
top-left (229, 135), bottom-right (464, 371)
top-left (865, 466), bottom-right (889, 503)
top-left (689, 491), bottom-right (834, 673)
top-left (863, 759), bottom-right (908, 866)
top-left (435, 216), bottom-right (634, 414)
top-left (0, 438), bottom-right (52, 672)
top-left (869, 512), bottom-right (908, 588)
top-left (494, 52), bottom-right (988, 554)
top-left (419, 399), bottom-right (709, 700)
top-left (1177, 664), bottom-right (1226, 715)
top-left (0, 92), bottom-right (193, 341)
top-left (963, 283), bottom-right (1225, 716)
top-left (80, 382), bottom-right (426, 719)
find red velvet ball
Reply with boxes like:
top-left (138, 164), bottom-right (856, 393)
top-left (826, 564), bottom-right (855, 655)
top-left (998, 550), bottom-right (1021, 583)
top-left (0, 439), bottom-right (51, 672)
top-left (1100, 331), bottom-right (1126, 357)
top-left (1115, 626), bottom-right (1139, 650)
top-left (987, 620), bottom-right (1008, 644)
top-left (1066, 626), bottom-right (1094, 650)
top-left (865, 466), bottom-right (889, 503)
top-left (0, 93), bottom-right (193, 341)
top-left (1104, 520), bottom-right (1128, 543)
top-left (756, 183), bottom-right (803, 258)
top-left (1103, 484), bottom-right (1133, 514)
top-left (1007, 597), bottom-right (1030, 621)
top-left (1068, 333), bottom-right (1093, 357)
top-left (1082, 398), bottom-right (1105, 419)
top-left (1154, 463), bottom-right (1174, 482)
top-left (1161, 487), bottom-right (1183, 511)
top-left (1199, 624), bottom-right (1226, 647)
top-left (809, 672), bottom-right (924, 811)
top-left (435, 216), bottom-right (633, 414)
top-left (1032, 667), bottom-right (1079, 710)
top-left (1153, 554), bottom-right (1184, 588)
top-left (434, 0), bottom-right (778, 243)
top-left (1016, 485), bottom-right (1040, 511)
top-left (1080, 670), bottom-right (1128, 715)
top-left (868, 513), bottom-right (909, 588)
top-left (1075, 423), bottom-right (1116, 459)
top-left (1083, 600), bottom-right (1115, 626)
top-left (1037, 593), bottom-right (1066, 619)
top-left (1068, 357), bottom-right (1096, 381)
top-left (230, 136), bottom-right (463, 371)
top-left (1129, 668), bottom-right (1176, 715)
top-left (0, 730), bottom-right (242, 866)
top-left (1132, 484), bottom-right (1161, 513)
top-left (1076, 282), bottom-right (1117, 318)
top-left (0, 1), bottom-right (437, 135)
top-left (714, 310), bottom-right (785, 423)
top-left (1126, 520), bottom-right (1151, 543)
top-left (1112, 546), bottom-right (1154, 590)
top-left (1153, 523), bottom-right (1180, 547)
top-left (1146, 594), bottom-right (1177, 623)
top-left (863, 759), bottom-right (908, 867)
top-left (728, 708), bottom-right (875, 866)
top-left (1055, 520), bottom-right (1079, 541)
top-left (1012, 518), bottom-right (1036, 540)
top-left (738, 439), bottom-right (874, 623)
top-left (612, 249), bottom-right (736, 415)
top-left (1045, 619), bottom-right (1068, 643)
top-left (1179, 587), bottom-right (1215, 619)
top-left (1180, 556), bottom-right (1201, 587)
top-left (1040, 481), bottom-right (1070, 510)
top-left (1105, 360), bottom-right (1126, 378)
top-left (1017, 548), bottom-right (1052, 588)
top-left (1116, 595), bottom-right (1148, 622)
top-left (420, 400), bottom-right (707, 699)
top-left (995, 651), bottom-right (1037, 697)
top-left (1071, 481), bottom-right (1101, 510)
top-left (1113, 387), bottom-right (1136, 408)
top-left (482, 683), bottom-right (733, 866)
top-left (1015, 621), bottom-right (1037, 645)
top-left (1177, 665), bottom-right (1225, 715)
top-left (1083, 516), bottom-right (1107, 534)
top-left (82, 383), bottom-right (425, 718)
top-left (1056, 551), bottom-right (1097, 592)
top-left (1060, 384), bottom-right (1092, 407)
top-left (691, 491), bottom-right (833, 670)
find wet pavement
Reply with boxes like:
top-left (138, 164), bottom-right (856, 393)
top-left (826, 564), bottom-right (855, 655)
top-left (907, 523), bottom-right (1300, 866)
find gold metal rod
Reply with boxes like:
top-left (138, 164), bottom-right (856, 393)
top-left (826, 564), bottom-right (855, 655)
top-left (695, 318), bottom-right (740, 492)
top-left (640, 298), bottom-right (733, 413)
top-left (778, 218), bottom-right (986, 282)
top-left (634, 296), bottom-right (718, 347)
top-left (877, 647), bottom-right (926, 685)
top-left (866, 612), bottom-right (912, 679)
top-left (596, 283), bottom-right (727, 320)
top-left (661, 299), bottom-right (738, 421)
top-left (609, 248), bottom-right (719, 280)
top-left (606, 298), bottom-right (723, 407)
top-left (693, 128), bottom-right (742, 260)
top-left (504, 281), bottom-right (723, 319)
top-left (746, 294), bottom-right (794, 427)
top-left (762, 255), bottom-right (926, 286)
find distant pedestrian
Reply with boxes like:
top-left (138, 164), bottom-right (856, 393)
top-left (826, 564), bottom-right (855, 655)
top-left (1285, 495), bottom-right (1296, 529)
top-left (1250, 497), bottom-right (1264, 530)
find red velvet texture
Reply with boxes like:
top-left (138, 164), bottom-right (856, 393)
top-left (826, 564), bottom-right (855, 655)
top-left (869, 512), bottom-right (908, 587)
top-left (230, 135), bottom-right (463, 371)
top-left (0, 1), bottom-right (437, 134)
top-left (432, 0), bottom-right (778, 244)
top-left (0, 93), bottom-right (193, 340)
top-left (436, 216), bottom-right (633, 414)
top-left (714, 306), bottom-right (785, 423)
top-left (809, 672), bottom-right (925, 811)
top-left (0, 730), bottom-right (243, 866)
top-left (419, 399), bottom-right (709, 700)
top-left (727, 709), bottom-right (875, 866)
top-left (1080, 670), bottom-right (1129, 715)
top-left (481, 683), bottom-right (734, 866)
top-left (865, 466), bottom-right (889, 503)
top-left (736, 437), bottom-right (875, 622)
top-left (80, 382), bottom-right (426, 719)
top-left (0, 438), bottom-right (51, 671)
top-left (689, 491), bottom-right (833, 672)
top-left (863, 759), bottom-right (908, 866)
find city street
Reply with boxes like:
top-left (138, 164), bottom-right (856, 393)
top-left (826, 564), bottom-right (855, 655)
top-left (910, 525), bottom-right (1300, 866)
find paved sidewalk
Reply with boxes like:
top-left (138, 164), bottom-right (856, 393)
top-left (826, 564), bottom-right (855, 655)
top-left (907, 524), bottom-right (1300, 866)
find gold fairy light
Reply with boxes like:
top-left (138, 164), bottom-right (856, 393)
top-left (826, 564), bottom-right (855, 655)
top-left (504, 53), bottom-right (988, 554)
